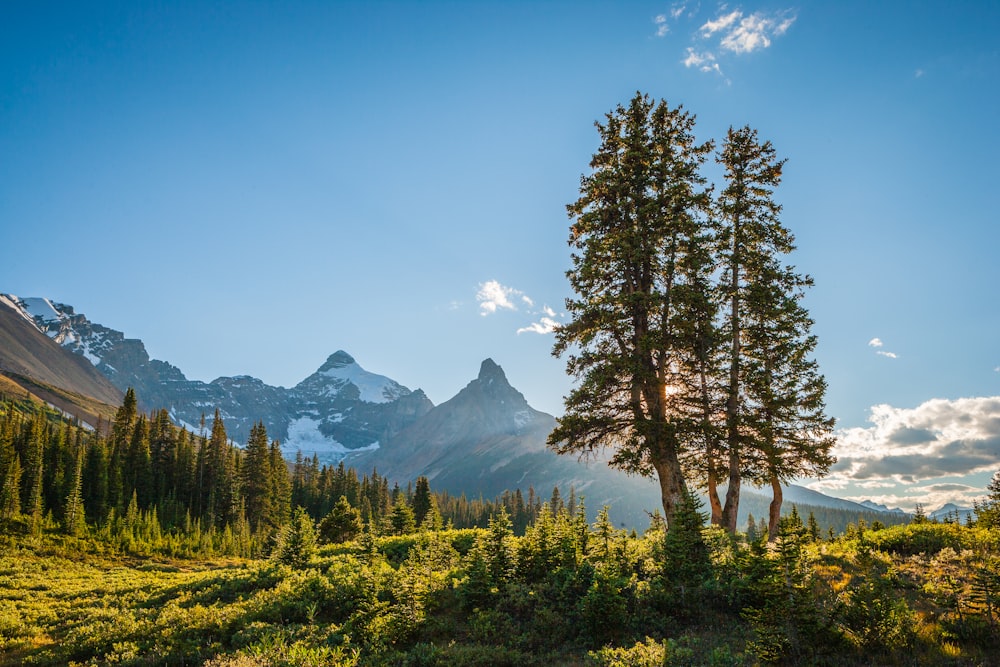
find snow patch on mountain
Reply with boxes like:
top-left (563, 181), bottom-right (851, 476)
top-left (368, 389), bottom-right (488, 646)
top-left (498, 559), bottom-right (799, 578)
top-left (20, 297), bottom-right (62, 324)
top-left (282, 416), bottom-right (380, 462)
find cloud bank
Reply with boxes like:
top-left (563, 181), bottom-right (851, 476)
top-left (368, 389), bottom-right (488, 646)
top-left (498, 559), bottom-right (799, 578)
top-left (810, 396), bottom-right (1000, 508)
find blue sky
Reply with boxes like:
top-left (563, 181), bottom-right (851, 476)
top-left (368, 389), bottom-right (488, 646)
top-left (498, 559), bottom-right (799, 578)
top-left (2, 1), bottom-right (998, 510)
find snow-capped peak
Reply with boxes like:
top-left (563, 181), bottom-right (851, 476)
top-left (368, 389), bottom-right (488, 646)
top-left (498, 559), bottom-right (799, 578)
top-left (315, 351), bottom-right (407, 404)
top-left (1, 294), bottom-right (64, 333)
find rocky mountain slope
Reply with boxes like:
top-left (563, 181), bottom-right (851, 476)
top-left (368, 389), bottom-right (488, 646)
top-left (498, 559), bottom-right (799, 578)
top-left (350, 359), bottom-right (655, 506)
top-left (0, 294), bottom-right (431, 449)
top-left (0, 295), bottom-right (123, 423)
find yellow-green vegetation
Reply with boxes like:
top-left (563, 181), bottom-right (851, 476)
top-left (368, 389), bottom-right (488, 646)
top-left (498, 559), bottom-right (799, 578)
top-left (2, 508), bottom-right (998, 666)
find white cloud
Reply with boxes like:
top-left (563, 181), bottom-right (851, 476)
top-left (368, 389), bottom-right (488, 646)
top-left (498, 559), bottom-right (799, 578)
top-left (542, 305), bottom-right (556, 317)
top-left (521, 295), bottom-right (534, 307)
top-left (675, 7), bottom-right (794, 78)
top-left (517, 317), bottom-right (560, 335)
top-left (869, 337), bottom-right (898, 358)
top-left (700, 9), bottom-right (741, 36)
top-left (683, 47), bottom-right (723, 75)
top-left (720, 11), bottom-right (797, 53)
top-left (476, 280), bottom-right (523, 316)
top-left (915, 68), bottom-right (925, 78)
top-left (654, 14), bottom-right (669, 37)
top-left (670, 3), bottom-right (687, 20)
top-left (828, 396), bottom-right (1000, 485)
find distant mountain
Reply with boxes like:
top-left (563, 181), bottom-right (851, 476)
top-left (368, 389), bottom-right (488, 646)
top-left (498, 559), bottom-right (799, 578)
top-left (0, 294), bottom-right (432, 448)
top-left (859, 500), bottom-right (908, 515)
top-left (779, 484), bottom-right (892, 514)
top-left (929, 503), bottom-right (974, 523)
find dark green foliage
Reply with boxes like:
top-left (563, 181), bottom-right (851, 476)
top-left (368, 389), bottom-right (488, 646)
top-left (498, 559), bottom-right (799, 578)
top-left (390, 501), bottom-right (417, 535)
top-left (411, 475), bottom-right (434, 527)
top-left (271, 506), bottom-right (317, 568)
top-left (839, 576), bottom-right (914, 652)
top-left (319, 495), bottom-right (364, 544)
top-left (662, 489), bottom-right (711, 595)
top-left (550, 94), bottom-right (834, 539)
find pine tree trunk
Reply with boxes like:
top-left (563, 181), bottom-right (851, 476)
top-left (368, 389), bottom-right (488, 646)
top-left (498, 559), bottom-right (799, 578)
top-left (768, 475), bottom-right (783, 541)
top-left (653, 453), bottom-right (687, 531)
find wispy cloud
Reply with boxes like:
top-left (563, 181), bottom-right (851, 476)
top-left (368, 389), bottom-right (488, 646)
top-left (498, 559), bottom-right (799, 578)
top-left (476, 280), bottom-right (523, 316)
top-left (517, 317), bottom-right (560, 335)
top-left (714, 10), bottom-right (797, 53)
top-left (700, 9), bottom-right (741, 37)
top-left (684, 47), bottom-right (722, 75)
top-left (869, 337), bottom-right (898, 359)
top-left (654, 14), bottom-right (670, 37)
top-left (671, 6), bottom-right (795, 78)
top-left (653, 2), bottom-right (694, 37)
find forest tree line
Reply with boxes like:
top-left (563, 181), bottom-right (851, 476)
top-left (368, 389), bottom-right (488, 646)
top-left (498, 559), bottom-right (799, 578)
top-left (0, 388), bottom-right (604, 555)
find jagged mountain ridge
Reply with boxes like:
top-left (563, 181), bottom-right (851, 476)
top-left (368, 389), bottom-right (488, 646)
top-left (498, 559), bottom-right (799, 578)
top-left (1, 294), bottom-right (432, 449)
top-left (2, 293), bottom-right (926, 528)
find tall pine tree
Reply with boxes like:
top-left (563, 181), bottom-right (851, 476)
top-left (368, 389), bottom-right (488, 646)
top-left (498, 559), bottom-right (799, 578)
top-left (549, 92), bottom-right (714, 528)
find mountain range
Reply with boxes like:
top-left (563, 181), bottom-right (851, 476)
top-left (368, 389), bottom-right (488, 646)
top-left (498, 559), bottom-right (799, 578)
top-left (0, 293), bottom-right (919, 528)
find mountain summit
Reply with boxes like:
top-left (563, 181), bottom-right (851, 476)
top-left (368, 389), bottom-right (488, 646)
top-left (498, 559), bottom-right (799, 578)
top-left (349, 358), bottom-right (658, 517)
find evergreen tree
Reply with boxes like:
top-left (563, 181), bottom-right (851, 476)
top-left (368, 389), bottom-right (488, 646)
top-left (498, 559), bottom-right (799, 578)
top-left (23, 411), bottom-right (46, 533)
top-left (241, 422), bottom-right (273, 532)
top-left (661, 488), bottom-right (711, 599)
top-left (63, 442), bottom-right (85, 537)
top-left (411, 476), bottom-right (434, 527)
top-left (200, 410), bottom-right (234, 527)
top-left (389, 501), bottom-right (416, 535)
top-left (0, 455), bottom-right (21, 521)
top-left (124, 414), bottom-right (152, 507)
top-left (82, 437), bottom-right (108, 522)
top-left (974, 471), bottom-right (1000, 529)
top-left (148, 409), bottom-right (176, 507)
top-left (549, 91), bottom-right (714, 528)
top-left (272, 506), bottom-right (317, 568)
top-left (713, 125), bottom-right (833, 534)
top-left (268, 439), bottom-right (291, 527)
top-left (318, 495), bottom-right (363, 544)
top-left (107, 388), bottom-right (138, 512)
